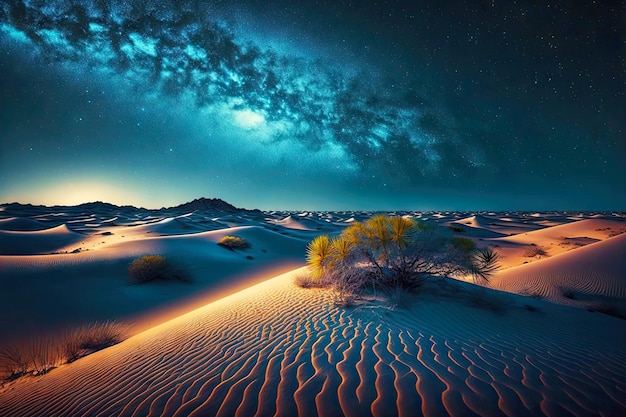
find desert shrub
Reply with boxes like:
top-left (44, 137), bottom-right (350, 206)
top-left (524, 245), bottom-right (547, 257)
top-left (306, 234), bottom-right (369, 305)
top-left (217, 235), bottom-right (251, 250)
top-left (449, 225), bottom-right (464, 233)
top-left (306, 235), bottom-right (332, 279)
top-left (1, 320), bottom-right (127, 381)
top-left (64, 321), bottom-right (128, 363)
top-left (0, 336), bottom-right (62, 379)
top-left (0, 344), bottom-right (29, 380)
top-left (128, 255), bottom-right (188, 283)
top-left (0, 335), bottom-right (63, 380)
top-left (294, 271), bottom-right (331, 289)
top-left (306, 215), bottom-right (501, 305)
top-left (26, 336), bottom-right (63, 375)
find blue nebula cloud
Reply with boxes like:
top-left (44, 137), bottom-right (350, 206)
top-left (1, 0), bottom-right (623, 210)
top-left (0, 0), bottom-right (483, 185)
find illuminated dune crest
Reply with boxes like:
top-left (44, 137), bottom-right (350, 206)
top-left (492, 232), bottom-right (626, 304)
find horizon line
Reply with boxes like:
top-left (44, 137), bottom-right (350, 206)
top-left (1, 199), bottom-right (624, 214)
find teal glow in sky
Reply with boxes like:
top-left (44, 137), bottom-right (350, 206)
top-left (1, 0), bottom-right (624, 210)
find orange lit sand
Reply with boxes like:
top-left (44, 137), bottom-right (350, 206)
top-left (1, 267), bottom-right (625, 416)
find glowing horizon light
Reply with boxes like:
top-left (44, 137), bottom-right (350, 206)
top-left (233, 109), bottom-right (266, 130)
top-left (1, 178), bottom-right (146, 207)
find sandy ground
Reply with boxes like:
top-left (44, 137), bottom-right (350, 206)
top-left (0, 205), bottom-right (625, 416)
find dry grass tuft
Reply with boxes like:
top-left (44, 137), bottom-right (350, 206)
top-left (294, 271), bottom-right (331, 289)
top-left (28, 335), bottom-right (63, 375)
top-left (524, 244), bottom-right (547, 257)
top-left (217, 235), bottom-right (252, 250)
top-left (1, 336), bottom-right (62, 379)
top-left (1, 321), bottom-right (128, 382)
top-left (128, 255), bottom-right (189, 283)
top-left (0, 344), bottom-right (29, 381)
top-left (64, 321), bottom-right (128, 363)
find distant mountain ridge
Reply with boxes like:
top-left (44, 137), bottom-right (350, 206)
top-left (172, 198), bottom-right (239, 213)
top-left (0, 197), bottom-right (255, 214)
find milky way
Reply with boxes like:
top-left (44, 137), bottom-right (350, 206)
top-left (1, 1), bottom-right (624, 210)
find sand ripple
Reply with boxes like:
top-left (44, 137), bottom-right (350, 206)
top-left (492, 233), bottom-right (626, 305)
top-left (1, 270), bottom-right (625, 417)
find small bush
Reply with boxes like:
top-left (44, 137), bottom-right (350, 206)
top-left (64, 321), bottom-right (128, 363)
top-left (217, 235), bottom-right (251, 250)
top-left (128, 255), bottom-right (188, 283)
top-left (294, 271), bottom-right (331, 289)
top-left (27, 336), bottom-right (62, 375)
top-left (1, 336), bottom-right (62, 379)
top-left (524, 245), bottom-right (547, 257)
top-left (305, 214), bottom-right (502, 308)
top-left (0, 344), bottom-right (29, 380)
top-left (1, 321), bottom-right (127, 382)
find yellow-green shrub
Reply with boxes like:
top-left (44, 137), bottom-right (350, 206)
top-left (217, 235), bottom-right (251, 250)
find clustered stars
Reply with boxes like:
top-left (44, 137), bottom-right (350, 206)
top-left (0, 0), bottom-right (623, 209)
top-left (390, 0), bottom-right (622, 109)
top-left (0, 0), bottom-right (487, 187)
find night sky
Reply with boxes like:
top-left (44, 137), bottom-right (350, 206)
top-left (1, 0), bottom-right (624, 211)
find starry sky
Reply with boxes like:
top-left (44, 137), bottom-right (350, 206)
top-left (1, 0), bottom-right (624, 211)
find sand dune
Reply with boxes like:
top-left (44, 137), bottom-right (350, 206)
top-left (498, 218), bottom-right (626, 243)
top-left (1, 205), bottom-right (624, 416)
top-left (128, 216), bottom-right (208, 235)
top-left (455, 214), bottom-right (545, 233)
top-left (0, 224), bottom-right (86, 255)
top-left (452, 217), bottom-right (626, 270)
top-left (1, 268), bottom-right (624, 416)
top-left (0, 217), bottom-right (50, 231)
top-left (269, 215), bottom-right (317, 231)
top-left (447, 214), bottom-right (551, 239)
top-left (492, 232), bottom-right (626, 305)
top-left (447, 221), bottom-right (508, 238)
top-left (0, 225), bottom-right (307, 341)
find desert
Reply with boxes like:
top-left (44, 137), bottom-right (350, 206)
top-left (1, 1), bottom-right (624, 415)
top-left (1, 200), bottom-right (624, 416)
